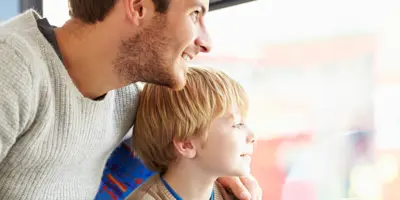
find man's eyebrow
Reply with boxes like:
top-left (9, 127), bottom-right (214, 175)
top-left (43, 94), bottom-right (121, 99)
top-left (194, 2), bottom-right (208, 14)
top-left (201, 5), bottom-right (208, 14)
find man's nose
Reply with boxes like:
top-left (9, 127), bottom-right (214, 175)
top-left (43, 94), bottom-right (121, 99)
top-left (195, 29), bottom-right (212, 53)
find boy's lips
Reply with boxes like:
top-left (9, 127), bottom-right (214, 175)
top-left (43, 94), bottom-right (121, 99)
top-left (240, 153), bottom-right (252, 157)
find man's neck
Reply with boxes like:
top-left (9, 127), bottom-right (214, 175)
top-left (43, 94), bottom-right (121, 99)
top-left (162, 162), bottom-right (217, 200)
top-left (54, 19), bottom-right (127, 99)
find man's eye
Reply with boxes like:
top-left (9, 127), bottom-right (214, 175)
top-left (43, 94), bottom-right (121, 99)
top-left (190, 10), bottom-right (200, 22)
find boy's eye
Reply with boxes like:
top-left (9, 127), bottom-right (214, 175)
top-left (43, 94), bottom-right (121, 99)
top-left (233, 123), bottom-right (245, 129)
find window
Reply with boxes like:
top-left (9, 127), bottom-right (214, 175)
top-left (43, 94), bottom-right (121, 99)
top-left (192, 1), bottom-right (400, 199)
top-left (0, 0), bottom-right (19, 21)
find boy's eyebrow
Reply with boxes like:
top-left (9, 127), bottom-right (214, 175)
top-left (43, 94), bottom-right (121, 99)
top-left (225, 112), bottom-right (242, 122)
top-left (219, 112), bottom-right (234, 121)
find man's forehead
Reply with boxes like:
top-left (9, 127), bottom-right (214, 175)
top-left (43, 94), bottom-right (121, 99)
top-left (183, 0), bottom-right (210, 12)
top-left (199, 0), bottom-right (210, 12)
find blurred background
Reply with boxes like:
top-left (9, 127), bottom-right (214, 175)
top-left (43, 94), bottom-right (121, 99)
top-left (2, 0), bottom-right (400, 199)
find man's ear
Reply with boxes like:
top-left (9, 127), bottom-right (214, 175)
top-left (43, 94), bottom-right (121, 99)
top-left (173, 137), bottom-right (198, 159)
top-left (123, 0), bottom-right (149, 26)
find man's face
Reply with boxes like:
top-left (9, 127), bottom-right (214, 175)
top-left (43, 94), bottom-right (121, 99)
top-left (114, 0), bottom-right (212, 90)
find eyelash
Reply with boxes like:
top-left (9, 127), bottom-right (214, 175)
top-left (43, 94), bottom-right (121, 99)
top-left (191, 10), bottom-right (201, 22)
top-left (233, 123), bottom-right (245, 129)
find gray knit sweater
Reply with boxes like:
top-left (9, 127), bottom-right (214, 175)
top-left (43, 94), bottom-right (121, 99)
top-left (0, 10), bottom-right (139, 200)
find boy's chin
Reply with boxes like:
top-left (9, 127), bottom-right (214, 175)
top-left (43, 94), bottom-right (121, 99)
top-left (228, 167), bottom-right (252, 178)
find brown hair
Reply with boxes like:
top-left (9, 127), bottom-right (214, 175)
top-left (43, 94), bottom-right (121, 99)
top-left (133, 66), bottom-right (248, 172)
top-left (68, 0), bottom-right (170, 24)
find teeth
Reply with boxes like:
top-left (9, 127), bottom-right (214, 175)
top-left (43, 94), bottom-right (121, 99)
top-left (182, 54), bottom-right (190, 61)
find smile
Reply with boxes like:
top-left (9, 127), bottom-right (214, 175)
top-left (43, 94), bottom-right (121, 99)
top-left (182, 53), bottom-right (193, 62)
top-left (240, 153), bottom-right (252, 157)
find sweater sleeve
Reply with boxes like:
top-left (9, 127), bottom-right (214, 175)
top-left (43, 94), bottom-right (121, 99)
top-left (0, 35), bottom-right (34, 163)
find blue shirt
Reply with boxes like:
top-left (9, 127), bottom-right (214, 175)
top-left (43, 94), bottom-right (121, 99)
top-left (160, 176), bottom-right (215, 200)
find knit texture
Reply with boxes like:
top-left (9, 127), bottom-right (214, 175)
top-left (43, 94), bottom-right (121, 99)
top-left (0, 10), bottom-right (139, 200)
top-left (125, 174), bottom-right (233, 200)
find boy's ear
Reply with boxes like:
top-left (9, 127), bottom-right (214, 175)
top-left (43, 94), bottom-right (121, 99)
top-left (173, 138), bottom-right (197, 159)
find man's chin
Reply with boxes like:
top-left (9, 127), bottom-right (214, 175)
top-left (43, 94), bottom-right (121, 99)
top-left (169, 80), bottom-right (186, 91)
top-left (168, 75), bottom-right (187, 91)
top-left (152, 71), bottom-right (187, 90)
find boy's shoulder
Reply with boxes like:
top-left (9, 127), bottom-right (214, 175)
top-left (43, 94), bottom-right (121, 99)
top-left (125, 191), bottom-right (158, 200)
top-left (125, 174), bottom-right (239, 200)
top-left (125, 174), bottom-right (164, 200)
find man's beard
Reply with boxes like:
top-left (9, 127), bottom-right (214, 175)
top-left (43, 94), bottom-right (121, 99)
top-left (113, 15), bottom-right (177, 88)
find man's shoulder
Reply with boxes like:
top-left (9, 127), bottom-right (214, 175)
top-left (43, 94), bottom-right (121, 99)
top-left (0, 14), bottom-right (57, 88)
top-left (0, 31), bottom-right (47, 88)
top-left (1, 10), bottom-right (48, 59)
top-left (1, 9), bottom-right (41, 31)
top-left (0, 31), bottom-right (36, 59)
top-left (114, 83), bottom-right (141, 115)
top-left (117, 83), bottom-right (142, 97)
top-left (0, 11), bottom-right (44, 70)
top-left (0, 30), bottom-right (35, 76)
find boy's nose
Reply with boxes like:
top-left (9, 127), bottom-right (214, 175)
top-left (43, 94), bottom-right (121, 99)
top-left (247, 130), bottom-right (256, 144)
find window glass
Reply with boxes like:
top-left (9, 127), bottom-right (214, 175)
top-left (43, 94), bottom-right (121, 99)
top-left (192, 1), bottom-right (400, 199)
top-left (0, 0), bottom-right (19, 21)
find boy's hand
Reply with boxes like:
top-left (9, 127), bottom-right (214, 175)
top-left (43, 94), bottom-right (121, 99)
top-left (217, 176), bottom-right (262, 200)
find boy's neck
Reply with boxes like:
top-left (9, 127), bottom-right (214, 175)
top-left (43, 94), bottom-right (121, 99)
top-left (162, 163), bottom-right (217, 200)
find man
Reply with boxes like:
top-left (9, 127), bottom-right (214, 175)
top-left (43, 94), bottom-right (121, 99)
top-left (0, 0), bottom-right (262, 200)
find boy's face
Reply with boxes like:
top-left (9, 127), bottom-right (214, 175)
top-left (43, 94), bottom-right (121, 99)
top-left (193, 106), bottom-right (256, 177)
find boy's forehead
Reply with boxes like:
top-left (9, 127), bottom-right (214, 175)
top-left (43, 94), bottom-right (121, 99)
top-left (223, 108), bottom-right (243, 121)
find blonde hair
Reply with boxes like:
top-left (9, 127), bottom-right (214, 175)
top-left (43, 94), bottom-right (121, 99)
top-left (132, 66), bottom-right (248, 172)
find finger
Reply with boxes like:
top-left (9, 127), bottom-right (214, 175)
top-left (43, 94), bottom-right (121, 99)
top-left (218, 177), bottom-right (251, 200)
top-left (240, 176), bottom-right (262, 200)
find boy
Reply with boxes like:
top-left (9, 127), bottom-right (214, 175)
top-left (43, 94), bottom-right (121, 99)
top-left (126, 67), bottom-right (256, 200)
